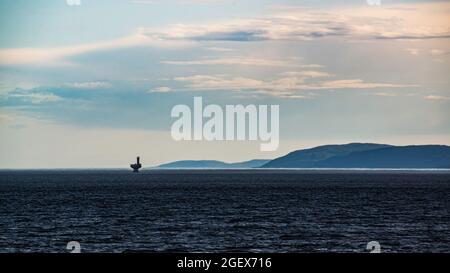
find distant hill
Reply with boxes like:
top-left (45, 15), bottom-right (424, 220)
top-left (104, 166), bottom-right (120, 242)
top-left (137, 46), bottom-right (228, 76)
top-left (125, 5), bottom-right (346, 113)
top-left (153, 143), bottom-right (450, 169)
top-left (262, 143), bottom-right (450, 169)
top-left (315, 145), bottom-right (450, 169)
top-left (155, 159), bottom-right (270, 169)
top-left (262, 143), bottom-right (391, 168)
top-left (227, 159), bottom-right (271, 168)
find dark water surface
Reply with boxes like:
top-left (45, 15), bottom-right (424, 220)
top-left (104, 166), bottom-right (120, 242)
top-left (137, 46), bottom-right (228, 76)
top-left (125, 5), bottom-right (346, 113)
top-left (0, 170), bottom-right (449, 253)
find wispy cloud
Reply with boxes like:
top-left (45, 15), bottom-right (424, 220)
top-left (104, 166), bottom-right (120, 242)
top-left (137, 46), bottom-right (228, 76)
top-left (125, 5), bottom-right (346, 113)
top-left (148, 86), bottom-right (172, 93)
top-left (280, 71), bottom-right (333, 78)
top-left (64, 82), bottom-right (112, 89)
top-left (8, 91), bottom-right (62, 104)
top-left (0, 31), bottom-right (193, 66)
top-left (0, 33), bottom-right (145, 66)
top-left (430, 49), bottom-right (449, 56)
top-left (161, 57), bottom-right (303, 67)
top-left (375, 92), bottom-right (398, 97)
top-left (425, 95), bottom-right (450, 101)
top-left (172, 72), bottom-right (415, 98)
top-left (205, 47), bottom-right (235, 52)
top-left (405, 48), bottom-right (420, 55)
top-left (162, 57), bottom-right (324, 69)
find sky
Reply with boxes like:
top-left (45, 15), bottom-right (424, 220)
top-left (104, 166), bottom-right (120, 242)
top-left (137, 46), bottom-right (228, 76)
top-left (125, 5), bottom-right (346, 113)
top-left (0, 0), bottom-right (449, 168)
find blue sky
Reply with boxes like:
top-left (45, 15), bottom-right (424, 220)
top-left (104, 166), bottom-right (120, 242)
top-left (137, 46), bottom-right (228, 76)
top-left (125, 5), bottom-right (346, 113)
top-left (0, 0), bottom-right (449, 168)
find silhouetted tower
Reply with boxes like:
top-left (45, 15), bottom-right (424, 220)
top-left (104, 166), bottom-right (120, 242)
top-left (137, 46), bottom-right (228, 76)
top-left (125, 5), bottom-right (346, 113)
top-left (130, 156), bottom-right (142, 172)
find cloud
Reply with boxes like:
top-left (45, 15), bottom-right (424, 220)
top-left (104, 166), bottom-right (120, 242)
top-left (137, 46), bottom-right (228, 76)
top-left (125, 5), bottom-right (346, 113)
top-left (405, 48), bottom-right (420, 55)
top-left (173, 72), bottom-right (415, 98)
top-left (64, 82), bottom-right (112, 89)
top-left (140, 17), bottom-right (348, 42)
top-left (280, 71), bottom-right (333, 78)
top-left (148, 86), bottom-right (172, 93)
top-left (0, 33), bottom-right (145, 66)
top-left (425, 95), bottom-right (450, 101)
top-left (299, 64), bottom-right (325, 69)
top-left (430, 49), bottom-right (449, 56)
top-left (0, 31), bottom-right (194, 66)
top-left (1, 83), bottom-right (111, 106)
top-left (307, 80), bottom-right (410, 90)
top-left (161, 57), bottom-right (303, 67)
top-left (174, 75), bottom-right (264, 91)
top-left (1, 82), bottom-right (112, 105)
top-left (8, 92), bottom-right (62, 104)
top-left (205, 47), bottom-right (235, 52)
top-left (140, 2), bottom-right (450, 42)
top-left (1, 2), bottom-right (448, 67)
top-left (162, 57), bottom-right (324, 68)
top-left (375, 92), bottom-right (398, 97)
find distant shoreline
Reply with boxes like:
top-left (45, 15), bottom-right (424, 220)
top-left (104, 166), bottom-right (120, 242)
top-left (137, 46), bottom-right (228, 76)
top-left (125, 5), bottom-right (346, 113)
top-left (1, 168), bottom-right (450, 172)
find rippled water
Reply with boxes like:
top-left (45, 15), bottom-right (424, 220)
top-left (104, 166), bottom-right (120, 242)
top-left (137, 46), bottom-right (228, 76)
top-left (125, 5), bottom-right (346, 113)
top-left (0, 169), bottom-right (449, 253)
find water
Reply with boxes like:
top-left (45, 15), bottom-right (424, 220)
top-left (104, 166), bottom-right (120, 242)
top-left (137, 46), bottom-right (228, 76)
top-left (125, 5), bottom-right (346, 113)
top-left (0, 169), bottom-right (449, 253)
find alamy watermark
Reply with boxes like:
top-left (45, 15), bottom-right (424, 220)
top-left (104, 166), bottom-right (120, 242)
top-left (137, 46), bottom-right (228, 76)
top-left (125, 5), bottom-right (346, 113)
top-left (171, 97), bottom-right (279, 151)
top-left (66, 241), bottom-right (81, 253)
top-left (366, 241), bottom-right (381, 253)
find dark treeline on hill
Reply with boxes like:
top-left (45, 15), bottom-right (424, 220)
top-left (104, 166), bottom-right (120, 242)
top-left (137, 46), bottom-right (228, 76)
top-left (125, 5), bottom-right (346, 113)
top-left (154, 143), bottom-right (450, 169)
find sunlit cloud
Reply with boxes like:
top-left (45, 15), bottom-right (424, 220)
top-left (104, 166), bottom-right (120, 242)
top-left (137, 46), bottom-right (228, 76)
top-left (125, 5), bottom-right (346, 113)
top-left (375, 92), bottom-right (398, 97)
top-left (405, 48), bottom-right (420, 55)
top-left (141, 2), bottom-right (450, 42)
top-left (430, 49), bottom-right (449, 56)
top-left (172, 72), bottom-right (415, 98)
top-left (425, 95), bottom-right (450, 101)
top-left (0, 31), bottom-right (194, 66)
